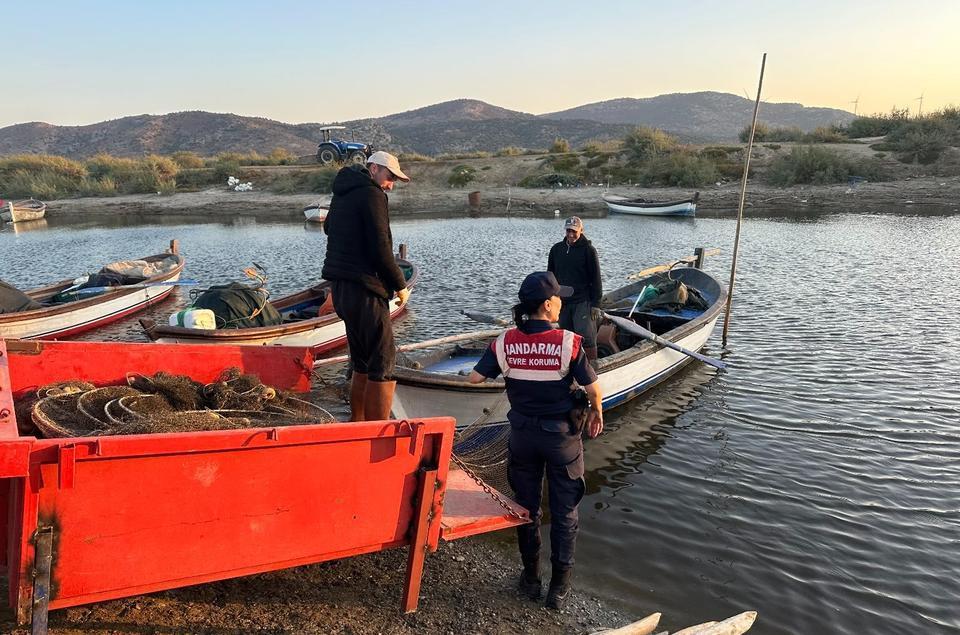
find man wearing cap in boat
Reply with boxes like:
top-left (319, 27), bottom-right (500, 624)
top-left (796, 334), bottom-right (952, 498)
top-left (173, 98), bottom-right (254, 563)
top-left (468, 271), bottom-right (603, 610)
top-left (547, 216), bottom-right (603, 367)
top-left (322, 151), bottom-right (410, 421)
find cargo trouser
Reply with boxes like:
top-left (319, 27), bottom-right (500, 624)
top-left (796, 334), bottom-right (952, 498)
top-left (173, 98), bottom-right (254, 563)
top-left (506, 410), bottom-right (586, 571)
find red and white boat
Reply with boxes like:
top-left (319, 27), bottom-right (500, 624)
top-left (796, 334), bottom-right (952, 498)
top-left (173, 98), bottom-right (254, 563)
top-left (0, 240), bottom-right (185, 340)
top-left (139, 254), bottom-right (417, 354)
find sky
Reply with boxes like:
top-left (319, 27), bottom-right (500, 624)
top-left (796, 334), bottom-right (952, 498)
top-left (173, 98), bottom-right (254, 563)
top-left (2, 0), bottom-right (957, 128)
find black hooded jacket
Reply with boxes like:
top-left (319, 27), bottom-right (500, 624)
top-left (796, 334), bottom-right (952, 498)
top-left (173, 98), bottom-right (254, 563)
top-left (322, 165), bottom-right (407, 300)
top-left (547, 234), bottom-right (602, 306)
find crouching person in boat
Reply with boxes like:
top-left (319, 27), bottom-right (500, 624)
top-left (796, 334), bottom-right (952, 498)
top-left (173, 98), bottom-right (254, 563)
top-left (468, 271), bottom-right (603, 609)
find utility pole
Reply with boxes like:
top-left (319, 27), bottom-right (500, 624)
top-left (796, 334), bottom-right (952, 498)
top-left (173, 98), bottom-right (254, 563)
top-left (915, 92), bottom-right (924, 117)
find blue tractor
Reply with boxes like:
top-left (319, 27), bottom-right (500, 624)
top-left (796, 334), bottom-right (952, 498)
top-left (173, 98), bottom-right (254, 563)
top-left (316, 126), bottom-right (372, 165)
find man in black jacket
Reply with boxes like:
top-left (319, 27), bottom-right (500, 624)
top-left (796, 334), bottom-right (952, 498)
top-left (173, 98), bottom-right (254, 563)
top-left (322, 151), bottom-right (410, 421)
top-left (547, 216), bottom-right (602, 365)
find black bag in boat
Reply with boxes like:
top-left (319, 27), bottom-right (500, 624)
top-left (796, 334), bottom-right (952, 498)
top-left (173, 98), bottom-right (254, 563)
top-left (0, 279), bottom-right (42, 314)
top-left (191, 283), bottom-right (282, 329)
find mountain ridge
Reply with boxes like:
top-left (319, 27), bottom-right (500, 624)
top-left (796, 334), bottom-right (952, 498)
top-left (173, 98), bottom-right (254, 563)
top-left (0, 93), bottom-right (854, 158)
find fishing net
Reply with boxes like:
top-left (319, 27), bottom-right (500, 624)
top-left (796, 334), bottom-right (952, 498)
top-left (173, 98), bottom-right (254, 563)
top-left (25, 368), bottom-right (334, 439)
top-left (451, 391), bottom-right (512, 494)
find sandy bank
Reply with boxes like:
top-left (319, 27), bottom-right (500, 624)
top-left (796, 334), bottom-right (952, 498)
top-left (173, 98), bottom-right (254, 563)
top-left (44, 175), bottom-right (960, 222)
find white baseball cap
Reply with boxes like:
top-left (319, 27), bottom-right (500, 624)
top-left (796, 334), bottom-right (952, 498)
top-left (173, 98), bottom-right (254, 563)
top-left (366, 151), bottom-right (410, 182)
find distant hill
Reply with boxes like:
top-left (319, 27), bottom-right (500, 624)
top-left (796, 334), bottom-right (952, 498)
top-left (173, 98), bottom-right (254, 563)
top-left (0, 93), bottom-right (854, 158)
top-left (546, 91), bottom-right (854, 141)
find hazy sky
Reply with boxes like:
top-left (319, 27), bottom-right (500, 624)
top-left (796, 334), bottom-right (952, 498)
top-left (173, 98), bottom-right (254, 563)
top-left (2, 0), bottom-right (956, 128)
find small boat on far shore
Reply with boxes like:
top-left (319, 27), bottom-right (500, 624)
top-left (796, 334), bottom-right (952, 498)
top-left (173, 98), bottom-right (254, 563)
top-left (303, 203), bottom-right (328, 224)
top-left (603, 192), bottom-right (699, 217)
top-left (1, 198), bottom-right (47, 223)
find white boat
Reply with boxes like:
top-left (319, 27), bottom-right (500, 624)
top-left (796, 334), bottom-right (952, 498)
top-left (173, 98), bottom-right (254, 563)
top-left (1, 199), bottom-right (46, 223)
top-left (303, 204), bottom-right (328, 223)
top-left (0, 241), bottom-right (184, 340)
top-left (392, 261), bottom-right (725, 431)
top-left (603, 192), bottom-right (699, 217)
top-left (140, 256), bottom-right (417, 353)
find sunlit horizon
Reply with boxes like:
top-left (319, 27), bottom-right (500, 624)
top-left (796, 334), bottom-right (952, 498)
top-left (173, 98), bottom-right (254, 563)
top-left (2, 0), bottom-right (956, 128)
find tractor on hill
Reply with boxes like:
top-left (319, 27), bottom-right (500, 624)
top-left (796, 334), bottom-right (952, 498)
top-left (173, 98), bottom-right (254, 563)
top-left (316, 126), bottom-right (372, 165)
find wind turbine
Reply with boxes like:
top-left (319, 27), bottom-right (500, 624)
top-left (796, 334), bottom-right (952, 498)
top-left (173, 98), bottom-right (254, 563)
top-left (849, 96), bottom-right (860, 116)
top-left (915, 92), bottom-right (924, 117)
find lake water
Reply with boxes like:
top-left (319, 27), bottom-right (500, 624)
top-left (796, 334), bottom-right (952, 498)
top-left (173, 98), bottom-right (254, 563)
top-left (2, 209), bottom-right (958, 634)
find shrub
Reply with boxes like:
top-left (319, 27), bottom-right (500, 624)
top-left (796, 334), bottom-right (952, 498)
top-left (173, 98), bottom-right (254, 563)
top-left (79, 176), bottom-right (118, 197)
top-left (884, 118), bottom-right (958, 164)
top-left (622, 127), bottom-right (679, 164)
top-left (763, 144), bottom-right (782, 150)
top-left (447, 165), bottom-right (477, 187)
top-left (264, 167), bottom-right (338, 194)
top-left (545, 155), bottom-right (580, 172)
top-left (640, 153), bottom-right (719, 187)
top-left (496, 146), bottom-right (524, 157)
top-left (398, 152), bottom-right (433, 162)
top-left (585, 154), bottom-right (611, 168)
top-left (517, 173), bottom-right (583, 188)
top-left (170, 151), bottom-right (205, 169)
top-left (549, 138), bottom-right (571, 153)
top-left (175, 168), bottom-right (219, 190)
top-left (843, 108), bottom-right (910, 138)
top-left (268, 148), bottom-right (296, 165)
top-left (766, 146), bottom-right (885, 185)
top-left (740, 122), bottom-right (770, 142)
top-left (807, 126), bottom-right (846, 143)
top-left (0, 154), bottom-right (87, 198)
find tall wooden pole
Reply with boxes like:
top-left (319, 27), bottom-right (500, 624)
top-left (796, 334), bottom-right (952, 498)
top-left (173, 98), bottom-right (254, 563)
top-left (722, 53), bottom-right (766, 347)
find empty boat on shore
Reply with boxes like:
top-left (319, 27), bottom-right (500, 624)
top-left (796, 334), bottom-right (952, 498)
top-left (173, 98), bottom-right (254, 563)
top-left (303, 203), bottom-right (328, 223)
top-left (603, 192), bottom-right (699, 217)
top-left (1, 198), bottom-right (46, 223)
top-left (0, 240), bottom-right (184, 340)
top-left (392, 258), bottom-right (725, 431)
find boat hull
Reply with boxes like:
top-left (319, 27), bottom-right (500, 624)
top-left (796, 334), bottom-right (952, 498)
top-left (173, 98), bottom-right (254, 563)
top-left (0, 246), bottom-right (184, 340)
top-left (604, 199), bottom-right (696, 216)
top-left (303, 206), bottom-right (328, 223)
top-left (1, 200), bottom-right (46, 223)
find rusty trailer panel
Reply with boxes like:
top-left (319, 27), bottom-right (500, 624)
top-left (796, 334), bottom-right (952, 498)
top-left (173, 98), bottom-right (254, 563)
top-left (0, 339), bottom-right (526, 629)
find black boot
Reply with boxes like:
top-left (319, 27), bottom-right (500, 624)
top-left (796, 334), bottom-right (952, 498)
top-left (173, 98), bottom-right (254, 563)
top-left (544, 568), bottom-right (572, 610)
top-left (517, 554), bottom-right (542, 600)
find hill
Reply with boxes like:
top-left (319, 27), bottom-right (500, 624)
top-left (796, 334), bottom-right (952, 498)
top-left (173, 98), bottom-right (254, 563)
top-left (545, 91), bottom-right (854, 141)
top-left (0, 94), bottom-right (854, 158)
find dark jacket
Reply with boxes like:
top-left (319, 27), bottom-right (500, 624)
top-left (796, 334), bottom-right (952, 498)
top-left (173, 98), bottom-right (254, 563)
top-left (322, 165), bottom-right (407, 300)
top-left (547, 234), bottom-right (602, 306)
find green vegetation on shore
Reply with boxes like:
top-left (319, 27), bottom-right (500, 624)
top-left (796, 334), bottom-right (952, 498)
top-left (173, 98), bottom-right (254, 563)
top-left (1, 107), bottom-right (957, 200)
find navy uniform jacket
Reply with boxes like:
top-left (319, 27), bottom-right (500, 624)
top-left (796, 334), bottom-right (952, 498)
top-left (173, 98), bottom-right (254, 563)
top-left (473, 320), bottom-right (597, 419)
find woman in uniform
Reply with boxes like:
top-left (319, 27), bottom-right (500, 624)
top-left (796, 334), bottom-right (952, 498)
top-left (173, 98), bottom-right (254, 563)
top-left (469, 271), bottom-right (603, 609)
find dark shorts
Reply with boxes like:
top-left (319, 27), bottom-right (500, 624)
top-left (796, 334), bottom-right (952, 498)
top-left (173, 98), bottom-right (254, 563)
top-left (559, 299), bottom-right (597, 348)
top-left (331, 280), bottom-right (395, 381)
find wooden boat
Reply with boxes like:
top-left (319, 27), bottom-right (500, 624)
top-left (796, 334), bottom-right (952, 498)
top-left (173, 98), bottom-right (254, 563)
top-left (1, 198), bottom-right (46, 223)
top-left (603, 191), bottom-right (699, 216)
top-left (0, 240), bottom-right (185, 340)
top-left (392, 260), bottom-right (725, 430)
top-left (303, 203), bottom-right (328, 223)
top-left (140, 254), bottom-right (418, 352)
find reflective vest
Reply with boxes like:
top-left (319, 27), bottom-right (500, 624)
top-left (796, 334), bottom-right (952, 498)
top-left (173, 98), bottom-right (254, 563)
top-left (493, 327), bottom-right (580, 382)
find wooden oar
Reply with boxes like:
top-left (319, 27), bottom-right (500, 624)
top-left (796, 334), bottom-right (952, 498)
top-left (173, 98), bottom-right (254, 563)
top-left (627, 248), bottom-right (721, 280)
top-left (460, 309), bottom-right (510, 326)
top-left (313, 328), bottom-right (503, 368)
top-left (63, 279), bottom-right (200, 299)
top-left (604, 312), bottom-right (726, 370)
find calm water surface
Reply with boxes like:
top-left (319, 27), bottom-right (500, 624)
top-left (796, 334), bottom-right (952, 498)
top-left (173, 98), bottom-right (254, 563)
top-left (2, 210), bottom-right (958, 634)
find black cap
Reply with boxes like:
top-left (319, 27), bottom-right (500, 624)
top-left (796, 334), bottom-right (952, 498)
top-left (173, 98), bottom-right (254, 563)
top-left (518, 271), bottom-right (573, 304)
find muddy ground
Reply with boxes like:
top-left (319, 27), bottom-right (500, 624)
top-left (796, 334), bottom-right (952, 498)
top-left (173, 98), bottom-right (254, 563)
top-left (43, 174), bottom-right (960, 223)
top-left (1, 535), bottom-right (640, 634)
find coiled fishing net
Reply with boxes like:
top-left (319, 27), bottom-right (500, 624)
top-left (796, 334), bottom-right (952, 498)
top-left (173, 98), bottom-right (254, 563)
top-left (26, 368), bottom-right (334, 438)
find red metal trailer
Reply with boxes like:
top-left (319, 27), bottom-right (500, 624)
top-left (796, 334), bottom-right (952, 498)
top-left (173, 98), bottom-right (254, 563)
top-left (0, 339), bottom-right (526, 631)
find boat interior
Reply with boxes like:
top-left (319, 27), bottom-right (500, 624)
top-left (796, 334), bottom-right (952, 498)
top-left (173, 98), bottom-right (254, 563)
top-left (408, 267), bottom-right (720, 377)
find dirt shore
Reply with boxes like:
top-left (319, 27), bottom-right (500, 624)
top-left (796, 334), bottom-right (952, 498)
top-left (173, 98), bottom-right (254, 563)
top-left (1, 535), bottom-right (638, 634)
top-left (43, 174), bottom-right (960, 223)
